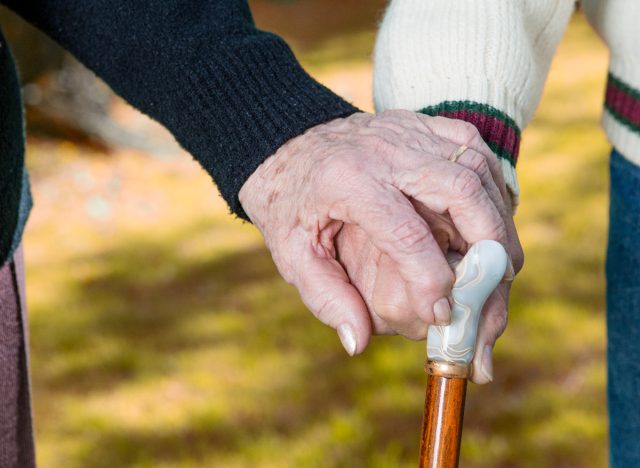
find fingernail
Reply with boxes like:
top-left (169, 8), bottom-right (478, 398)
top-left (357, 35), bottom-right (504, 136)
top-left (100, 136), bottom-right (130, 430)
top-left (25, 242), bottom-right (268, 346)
top-left (480, 345), bottom-right (494, 382)
top-left (433, 297), bottom-right (451, 325)
top-left (337, 324), bottom-right (357, 356)
top-left (503, 258), bottom-right (516, 283)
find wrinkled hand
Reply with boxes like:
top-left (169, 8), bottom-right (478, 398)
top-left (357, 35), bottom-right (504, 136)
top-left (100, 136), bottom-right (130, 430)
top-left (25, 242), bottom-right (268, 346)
top-left (336, 116), bottom-right (524, 383)
top-left (239, 110), bottom-right (517, 359)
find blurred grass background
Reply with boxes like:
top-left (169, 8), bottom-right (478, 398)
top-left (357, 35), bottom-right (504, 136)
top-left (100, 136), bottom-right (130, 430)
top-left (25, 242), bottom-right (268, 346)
top-left (8, 1), bottom-right (611, 466)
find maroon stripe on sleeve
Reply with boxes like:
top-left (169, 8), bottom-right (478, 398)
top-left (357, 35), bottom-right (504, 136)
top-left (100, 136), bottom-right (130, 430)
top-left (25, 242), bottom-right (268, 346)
top-left (604, 73), bottom-right (640, 133)
top-left (606, 79), bottom-right (640, 130)
top-left (435, 109), bottom-right (521, 164)
top-left (419, 102), bottom-right (521, 166)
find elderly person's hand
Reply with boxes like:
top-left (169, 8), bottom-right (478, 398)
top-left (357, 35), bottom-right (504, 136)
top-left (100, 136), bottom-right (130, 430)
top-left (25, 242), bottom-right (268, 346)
top-left (336, 116), bottom-right (524, 384)
top-left (335, 115), bottom-right (523, 383)
top-left (239, 110), bottom-right (518, 357)
top-left (339, 224), bottom-right (520, 384)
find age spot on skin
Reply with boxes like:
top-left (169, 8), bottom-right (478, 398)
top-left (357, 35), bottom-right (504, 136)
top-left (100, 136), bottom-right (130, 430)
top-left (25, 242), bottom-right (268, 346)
top-left (268, 191), bottom-right (280, 204)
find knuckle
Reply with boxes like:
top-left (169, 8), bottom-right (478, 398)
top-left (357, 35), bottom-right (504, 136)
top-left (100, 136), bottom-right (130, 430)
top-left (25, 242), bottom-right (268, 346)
top-left (421, 269), bottom-right (456, 300)
top-left (316, 153), bottom-right (359, 188)
top-left (389, 219), bottom-right (429, 254)
top-left (364, 133), bottom-right (395, 156)
top-left (466, 151), bottom-right (491, 178)
top-left (454, 120), bottom-right (482, 142)
top-left (374, 301), bottom-right (407, 323)
top-left (433, 268), bottom-right (456, 294)
top-left (451, 168), bottom-right (483, 199)
top-left (416, 268), bottom-right (455, 300)
top-left (312, 289), bottom-right (340, 323)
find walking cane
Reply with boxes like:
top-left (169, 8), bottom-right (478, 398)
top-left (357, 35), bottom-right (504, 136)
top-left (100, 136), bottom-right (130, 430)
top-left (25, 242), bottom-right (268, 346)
top-left (419, 240), bottom-right (508, 468)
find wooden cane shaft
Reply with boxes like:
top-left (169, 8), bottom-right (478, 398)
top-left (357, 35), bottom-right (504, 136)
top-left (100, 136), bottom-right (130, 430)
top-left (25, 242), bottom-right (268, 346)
top-left (419, 374), bottom-right (467, 468)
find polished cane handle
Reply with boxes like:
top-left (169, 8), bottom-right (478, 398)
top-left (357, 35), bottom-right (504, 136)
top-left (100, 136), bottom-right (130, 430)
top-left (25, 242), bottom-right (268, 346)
top-left (427, 240), bottom-right (509, 368)
top-left (419, 240), bottom-right (508, 468)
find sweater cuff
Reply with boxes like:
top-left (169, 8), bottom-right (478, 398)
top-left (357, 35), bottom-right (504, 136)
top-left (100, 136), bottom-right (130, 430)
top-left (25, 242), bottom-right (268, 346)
top-left (603, 71), bottom-right (640, 167)
top-left (418, 101), bottom-right (521, 208)
top-left (168, 34), bottom-right (360, 220)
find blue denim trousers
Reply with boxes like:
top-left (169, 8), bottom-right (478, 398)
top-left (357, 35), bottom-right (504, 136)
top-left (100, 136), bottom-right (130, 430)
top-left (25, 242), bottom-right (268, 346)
top-left (607, 149), bottom-right (640, 467)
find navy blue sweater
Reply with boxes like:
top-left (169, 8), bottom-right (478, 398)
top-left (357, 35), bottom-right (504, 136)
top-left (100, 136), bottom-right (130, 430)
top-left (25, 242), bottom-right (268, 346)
top-left (0, 0), bottom-right (359, 264)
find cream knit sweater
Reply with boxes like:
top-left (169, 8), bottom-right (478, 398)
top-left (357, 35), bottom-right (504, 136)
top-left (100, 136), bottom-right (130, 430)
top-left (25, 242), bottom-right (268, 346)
top-left (374, 0), bottom-right (640, 206)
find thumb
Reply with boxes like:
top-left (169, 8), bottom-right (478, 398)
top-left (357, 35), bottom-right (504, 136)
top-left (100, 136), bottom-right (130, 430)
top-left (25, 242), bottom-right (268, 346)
top-left (470, 284), bottom-right (510, 384)
top-left (294, 248), bottom-right (372, 356)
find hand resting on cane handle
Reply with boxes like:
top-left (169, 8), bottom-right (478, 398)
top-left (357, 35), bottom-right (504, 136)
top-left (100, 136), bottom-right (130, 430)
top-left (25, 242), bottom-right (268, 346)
top-left (427, 240), bottom-right (508, 367)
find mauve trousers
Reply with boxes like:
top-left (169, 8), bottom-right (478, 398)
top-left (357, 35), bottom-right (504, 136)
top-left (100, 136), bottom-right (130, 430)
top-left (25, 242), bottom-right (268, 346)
top-left (0, 245), bottom-right (36, 467)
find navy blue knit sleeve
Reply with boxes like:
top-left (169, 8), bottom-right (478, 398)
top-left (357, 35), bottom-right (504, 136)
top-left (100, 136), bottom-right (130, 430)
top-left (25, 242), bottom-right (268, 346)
top-left (2, 0), bottom-right (359, 218)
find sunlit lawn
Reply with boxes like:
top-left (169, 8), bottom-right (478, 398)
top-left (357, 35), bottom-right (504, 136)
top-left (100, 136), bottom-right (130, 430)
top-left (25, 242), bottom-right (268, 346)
top-left (24, 13), bottom-right (609, 468)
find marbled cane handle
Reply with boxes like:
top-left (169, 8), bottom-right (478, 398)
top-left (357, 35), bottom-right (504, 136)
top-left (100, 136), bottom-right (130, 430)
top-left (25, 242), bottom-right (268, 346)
top-left (426, 240), bottom-right (508, 366)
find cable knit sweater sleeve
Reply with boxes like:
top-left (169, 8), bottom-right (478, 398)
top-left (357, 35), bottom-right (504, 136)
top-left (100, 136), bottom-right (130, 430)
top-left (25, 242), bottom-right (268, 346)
top-left (373, 0), bottom-right (576, 206)
top-left (2, 0), bottom-right (359, 219)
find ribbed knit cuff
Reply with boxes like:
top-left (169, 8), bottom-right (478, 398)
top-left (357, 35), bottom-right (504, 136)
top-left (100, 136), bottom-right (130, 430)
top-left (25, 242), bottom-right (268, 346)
top-left (418, 101), bottom-right (521, 207)
top-left (603, 72), bottom-right (640, 166)
top-left (169, 34), bottom-right (360, 220)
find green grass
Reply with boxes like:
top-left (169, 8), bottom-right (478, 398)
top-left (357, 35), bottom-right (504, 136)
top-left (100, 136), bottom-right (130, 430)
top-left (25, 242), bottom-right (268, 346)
top-left (24, 13), bottom-right (609, 468)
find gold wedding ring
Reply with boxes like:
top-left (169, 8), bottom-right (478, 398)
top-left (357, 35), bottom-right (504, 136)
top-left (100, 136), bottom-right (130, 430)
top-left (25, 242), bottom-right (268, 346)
top-left (449, 144), bottom-right (468, 163)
